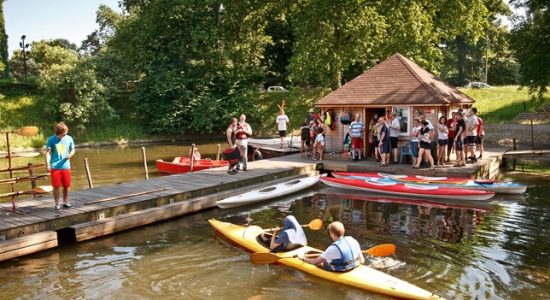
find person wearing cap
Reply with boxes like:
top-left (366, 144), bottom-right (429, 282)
top-left (306, 108), bottom-right (316, 124)
top-left (301, 221), bottom-right (364, 272)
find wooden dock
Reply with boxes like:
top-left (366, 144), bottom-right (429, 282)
top-left (0, 147), bottom-right (506, 262)
top-left (0, 157), bottom-right (317, 262)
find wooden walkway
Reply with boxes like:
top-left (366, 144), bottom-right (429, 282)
top-left (0, 157), bottom-right (317, 261)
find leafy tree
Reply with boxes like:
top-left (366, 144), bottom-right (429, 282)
top-left (80, 5), bottom-right (123, 56)
top-left (30, 40), bottom-right (78, 74)
top-left (8, 50), bottom-right (39, 81)
top-left (510, 0), bottom-right (550, 98)
top-left (288, 0), bottom-right (386, 90)
top-left (109, 0), bottom-right (271, 133)
top-left (39, 58), bottom-right (115, 132)
top-left (0, 0), bottom-right (8, 78)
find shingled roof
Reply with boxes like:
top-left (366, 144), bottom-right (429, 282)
top-left (316, 53), bottom-right (475, 107)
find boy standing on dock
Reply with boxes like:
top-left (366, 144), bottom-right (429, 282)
top-left (236, 114), bottom-right (252, 171)
top-left (46, 122), bottom-right (75, 210)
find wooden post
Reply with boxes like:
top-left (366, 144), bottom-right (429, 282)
top-left (141, 147), bottom-right (149, 179)
top-left (189, 144), bottom-right (195, 172)
top-left (83, 158), bottom-right (94, 189)
top-left (512, 138), bottom-right (517, 171)
top-left (216, 144), bottom-right (221, 161)
top-left (530, 119), bottom-right (534, 149)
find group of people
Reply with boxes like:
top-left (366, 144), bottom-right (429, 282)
top-left (365, 108), bottom-right (484, 169)
top-left (408, 108), bottom-right (484, 169)
top-left (225, 114), bottom-right (253, 175)
top-left (266, 216), bottom-right (364, 272)
top-left (300, 109), bottom-right (327, 161)
top-left (367, 112), bottom-right (403, 167)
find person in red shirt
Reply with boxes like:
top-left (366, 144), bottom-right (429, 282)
top-left (446, 112), bottom-right (457, 162)
top-left (472, 108), bottom-right (484, 159)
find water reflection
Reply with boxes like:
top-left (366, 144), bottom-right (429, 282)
top-left (313, 188), bottom-right (490, 244)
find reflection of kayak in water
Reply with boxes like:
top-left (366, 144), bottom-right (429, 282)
top-left (321, 177), bottom-right (495, 201)
top-left (332, 172), bottom-right (527, 195)
top-left (209, 218), bottom-right (444, 299)
top-left (319, 187), bottom-right (494, 212)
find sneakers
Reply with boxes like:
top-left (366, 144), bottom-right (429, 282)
top-left (227, 169), bottom-right (238, 175)
top-left (63, 203), bottom-right (72, 208)
top-left (242, 167), bottom-right (248, 171)
top-left (235, 165), bottom-right (240, 171)
top-left (55, 204), bottom-right (61, 210)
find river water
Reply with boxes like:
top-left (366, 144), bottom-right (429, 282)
top-left (0, 143), bottom-right (548, 299)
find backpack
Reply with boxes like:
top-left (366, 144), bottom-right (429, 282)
top-left (340, 112), bottom-right (352, 125)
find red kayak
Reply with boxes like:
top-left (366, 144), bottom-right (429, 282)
top-left (332, 172), bottom-right (473, 185)
top-left (321, 177), bottom-right (495, 201)
top-left (156, 157), bottom-right (229, 174)
top-left (320, 187), bottom-right (492, 212)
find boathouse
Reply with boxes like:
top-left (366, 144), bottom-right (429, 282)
top-left (315, 53), bottom-right (475, 156)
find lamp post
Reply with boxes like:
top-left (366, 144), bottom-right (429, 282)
top-left (19, 35), bottom-right (30, 80)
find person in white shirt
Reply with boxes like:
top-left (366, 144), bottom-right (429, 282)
top-left (388, 112), bottom-right (401, 163)
top-left (436, 116), bottom-right (449, 166)
top-left (410, 119), bottom-right (421, 166)
top-left (301, 221), bottom-right (364, 272)
top-left (312, 127), bottom-right (325, 161)
top-left (349, 114), bottom-right (365, 161)
top-left (276, 110), bottom-right (290, 149)
top-left (464, 109), bottom-right (479, 163)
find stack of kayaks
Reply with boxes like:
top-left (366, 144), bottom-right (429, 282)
top-left (321, 177), bottom-right (495, 201)
top-left (209, 219), bottom-right (444, 299)
top-left (332, 172), bottom-right (527, 195)
top-left (217, 176), bottom-right (320, 209)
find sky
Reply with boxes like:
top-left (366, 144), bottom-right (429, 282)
top-left (4, 0), bottom-right (121, 56)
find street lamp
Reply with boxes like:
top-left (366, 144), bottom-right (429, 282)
top-left (19, 35), bottom-right (30, 80)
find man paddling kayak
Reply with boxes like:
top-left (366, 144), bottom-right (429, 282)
top-left (301, 221), bottom-right (365, 272)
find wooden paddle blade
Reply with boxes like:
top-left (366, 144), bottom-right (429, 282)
top-left (33, 186), bottom-right (53, 194)
top-left (307, 218), bottom-right (323, 230)
top-left (364, 244), bottom-right (396, 257)
top-left (16, 126), bottom-right (39, 136)
top-left (250, 252), bottom-right (284, 265)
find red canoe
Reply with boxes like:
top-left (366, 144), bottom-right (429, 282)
top-left (320, 177), bottom-right (495, 201)
top-left (156, 157), bottom-right (229, 174)
top-left (332, 172), bottom-right (474, 184)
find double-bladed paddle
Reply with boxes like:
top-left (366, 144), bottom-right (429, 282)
top-left (250, 244), bottom-right (397, 265)
top-left (264, 218), bottom-right (323, 232)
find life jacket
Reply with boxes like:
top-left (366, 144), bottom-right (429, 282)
top-left (329, 236), bottom-right (360, 272)
top-left (340, 112), bottom-right (352, 125)
top-left (324, 111), bottom-right (332, 127)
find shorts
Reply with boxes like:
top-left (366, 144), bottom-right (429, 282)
top-left (50, 169), bottom-right (71, 188)
top-left (279, 130), bottom-right (286, 137)
top-left (476, 135), bottom-right (484, 144)
top-left (390, 137), bottom-right (399, 149)
top-left (410, 141), bottom-right (419, 158)
top-left (380, 140), bottom-right (391, 154)
top-left (351, 137), bottom-right (363, 149)
top-left (438, 139), bottom-right (448, 146)
top-left (455, 139), bottom-right (463, 151)
top-left (447, 137), bottom-right (454, 149)
top-left (420, 141), bottom-right (431, 149)
top-left (465, 136), bottom-right (476, 146)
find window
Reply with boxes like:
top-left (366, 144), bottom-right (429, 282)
top-left (392, 107), bottom-right (410, 136)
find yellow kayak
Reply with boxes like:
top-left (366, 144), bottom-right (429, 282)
top-left (209, 218), bottom-right (444, 299)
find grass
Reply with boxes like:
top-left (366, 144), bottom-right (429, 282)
top-left (459, 86), bottom-right (550, 124)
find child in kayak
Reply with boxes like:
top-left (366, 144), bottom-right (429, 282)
top-left (301, 221), bottom-right (364, 272)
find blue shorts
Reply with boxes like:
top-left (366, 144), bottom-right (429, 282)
top-left (410, 141), bottom-right (419, 158)
top-left (380, 140), bottom-right (391, 154)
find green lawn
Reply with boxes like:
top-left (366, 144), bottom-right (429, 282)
top-left (460, 86), bottom-right (550, 124)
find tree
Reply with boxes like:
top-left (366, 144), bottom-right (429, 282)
top-left (8, 50), bottom-right (39, 81)
top-left (510, 0), bottom-right (550, 98)
top-left (0, 0), bottom-right (8, 78)
top-left (39, 58), bottom-right (115, 132)
top-left (30, 40), bottom-right (79, 74)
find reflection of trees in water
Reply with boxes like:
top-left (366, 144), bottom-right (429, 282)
top-left (309, 194), bottom-right (484, 243)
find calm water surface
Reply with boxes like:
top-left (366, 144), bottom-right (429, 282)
top-left (0, 144), bottom-right (549, 299)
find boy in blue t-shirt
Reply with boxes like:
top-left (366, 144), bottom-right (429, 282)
top-left (46, 122), bottom-right (75, 210)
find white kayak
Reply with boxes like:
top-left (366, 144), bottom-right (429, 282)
top-left (217, 175), bottom-right (320, 209)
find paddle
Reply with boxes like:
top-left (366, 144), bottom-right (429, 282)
top-left (1, 126), bottom-right (40, 137)
top-left (250, 244), bottom-right (397, 265)
top-left (0, 174), bottom-right (49, 185)
top-left (265, 218), bottom-right (323, 232)
top-left (0, 186), bottom-right (53, 198)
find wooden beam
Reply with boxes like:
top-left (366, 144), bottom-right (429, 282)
top-left (0, 231), bottom-right (58, 262)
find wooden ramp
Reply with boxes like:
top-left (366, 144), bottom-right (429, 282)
top-left (0, 157), bottom-right (317, 261)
